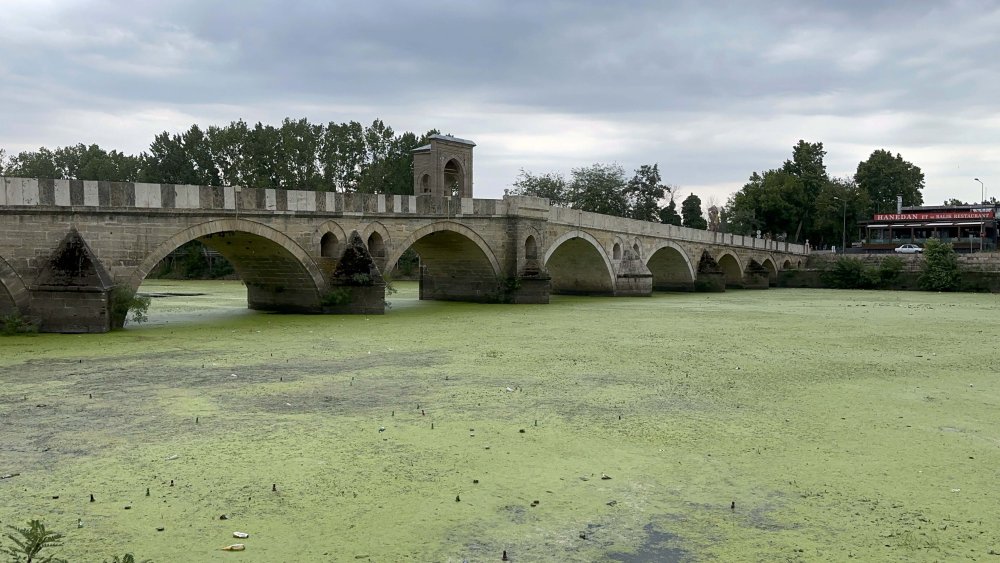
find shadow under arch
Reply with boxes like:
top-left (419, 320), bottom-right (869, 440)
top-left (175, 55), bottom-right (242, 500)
top-left (130, 219), bottom-right (326, 312)
top-left (716, 252), bottom-right (744, 288)
top-left (543, 230), bottom-right (615, 295)
top-left (761, 257), bottom-right (778, 285)
top-left (385, 221), bottom-right (501, 302)
top-left (0, 255), bottom-right (30, 315)
top-left (645, 241), bottom-right (695, 291)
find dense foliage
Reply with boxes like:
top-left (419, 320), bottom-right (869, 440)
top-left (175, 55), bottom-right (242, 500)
top-left (855, 149), bottom-right (925, 213)
top-left (0, 119), bottom-right (438, 194)
top-left (918, 238), bottom-right (960, 291)
top-left (506, 163), bottom-right (704, 227)
top-left (821, 256), bottom-right (904, 289)
top-left (723, 140), bottom-right (889, 246)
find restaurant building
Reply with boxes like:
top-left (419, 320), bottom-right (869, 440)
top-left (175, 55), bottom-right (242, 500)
top-left (861, 203), bottom-right (999, 252)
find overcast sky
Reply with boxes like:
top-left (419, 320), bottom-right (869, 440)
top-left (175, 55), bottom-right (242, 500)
top-left (2, 0), bottom-right (998, 209)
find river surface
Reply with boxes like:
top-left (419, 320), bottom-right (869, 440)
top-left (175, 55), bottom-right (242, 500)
top-left (2, 281), bottom-right (999, 561)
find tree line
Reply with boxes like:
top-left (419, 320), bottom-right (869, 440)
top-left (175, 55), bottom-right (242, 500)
top-left (0, 118), bottom-right (439, 194)
top-left (505, 163), bottom-right (708, 229)
top-left (511, 141), bottom-right (933, 248)
top-left (1, 118), bottom-right (943, 249)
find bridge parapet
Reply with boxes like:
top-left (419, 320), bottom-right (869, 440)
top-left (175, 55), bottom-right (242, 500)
top-left (0, 176), bottom-right (807, 255)
top-left (1, 177), bottom-right (515, 218)
top-left (547, 204), bottom-right (807, 254)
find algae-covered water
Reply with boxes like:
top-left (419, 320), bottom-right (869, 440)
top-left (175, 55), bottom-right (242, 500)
top-left (1, 281), bottom-right (999, 562)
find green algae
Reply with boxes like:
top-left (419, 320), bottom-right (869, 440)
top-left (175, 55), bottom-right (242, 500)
top-left (2, 282), bottom-right (999, 561)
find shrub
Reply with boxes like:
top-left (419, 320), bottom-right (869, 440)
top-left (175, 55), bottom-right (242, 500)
top-left (109, 286), bottom-right (152, 328)
top-left (1, 313), bottom-right (38, 336)
top-left (918, 238), bottom-right (960, 291)
top-left (876, 256), bottom-right (905, 286)
top-left (821, 257), bottom-right (879, 289)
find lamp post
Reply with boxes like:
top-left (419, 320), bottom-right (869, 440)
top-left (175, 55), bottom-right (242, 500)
top-left (833, 196), bottom-right (847, 253)
top-left (974, 178), bottom-right (986, 251)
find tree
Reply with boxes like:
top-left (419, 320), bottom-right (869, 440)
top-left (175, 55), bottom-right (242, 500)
top-left (725, 140), bottom-right (836, 243)
top-left (659, 196), bottom-right (682, 225)
top-left (276, 118), bottom-right (323, 190)
top-left (855, 149), bottom-right (924, 214)
top-left (6, 147), bottom-right (60, 178)
top-left (507, 169), bottom-right (570, 206)
top-left (943, 198), bottom-right (966, 206)
top-left (568, 163), bottom-right (628, 217)
top-left (320, 120), bottom-right (366, 192)
top-left (625, 164), bottom-right (667, 222)
top-left (681, 193), bottom-right (707, 229)
top-left (812, 176), bottom-right (870, 249)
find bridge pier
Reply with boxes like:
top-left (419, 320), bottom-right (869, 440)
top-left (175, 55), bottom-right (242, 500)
top-left (614, 250), bottom-right (653, 296)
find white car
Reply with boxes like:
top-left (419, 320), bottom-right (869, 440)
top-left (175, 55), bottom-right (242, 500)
top-left (894, 244), bottom-right (923, 254)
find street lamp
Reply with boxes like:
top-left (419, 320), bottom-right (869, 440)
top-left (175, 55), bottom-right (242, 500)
top-left (833, 196), bottom-right (847, 253)
top-left (974, 178), bottom-right (984, 204)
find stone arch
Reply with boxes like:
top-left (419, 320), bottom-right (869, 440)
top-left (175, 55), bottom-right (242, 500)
top-left (761, 257), bottom-right (778, 285)
top-left (797, 260), bottom-right (803, 268)
top-left (716, 252), bottom-right (744, 287)
top-left (385, 221), bottom-right (501, 302)
top-left (366, 231), bottom-right (386, 259)
top-left (361, 221), bottom-right (390, 259)
top-left (0, 254), bottom-right (30, 316)
top-left (419, 173), bottom-right (431, 194)
top-left (129, 219), bottom-right (325, 312)
top-left (320, 233), bottom-right (339, 258)
top-left (525, 234), bottom-right (538, 260)
top-left (443, 158), bottom-right (465, 197)
top-left (312, 220), bottom-right (348, 259)
top-left (613, 242), bottom-right (622, 260)
top-left (631, 240), bottom-right (641, 258)
top-left (645, 242), bottom-right (695, 291)
top-left (543, 230), bottom-right (615, 295)
top-left (386, 221), bottom-right (500, 277)
top-left (783, 259), bottom-right (792, 269)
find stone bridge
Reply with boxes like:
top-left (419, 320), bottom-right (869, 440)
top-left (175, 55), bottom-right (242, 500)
top-left (1, 176), bottom-right (808, 332)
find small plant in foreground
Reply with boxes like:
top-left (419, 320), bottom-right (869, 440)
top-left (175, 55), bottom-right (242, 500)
top-left (104, 553), bottom-right (152, 563)
top-left (1, 519), bottom-right (66, 563)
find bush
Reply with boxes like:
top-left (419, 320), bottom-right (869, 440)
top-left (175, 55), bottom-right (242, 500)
top-left (822, 256), bottom-right (907, 290)
top-left (876, 256), bottom-right (905, 285)
top-left (822, 258), bottom-right (879, 289)
top-left (918, 238), bottom-right (960, 291)
top-left (1, 313), bottom-right (38, 336)
top-left (109, 286), bottom-right (152, 328)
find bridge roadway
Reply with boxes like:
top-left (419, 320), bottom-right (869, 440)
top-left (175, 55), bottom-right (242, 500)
top-left (0, 177), bottom-right (809, 332)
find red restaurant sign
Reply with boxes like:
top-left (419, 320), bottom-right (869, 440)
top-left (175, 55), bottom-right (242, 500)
top-left (873, 211), bottom-right (994, 221)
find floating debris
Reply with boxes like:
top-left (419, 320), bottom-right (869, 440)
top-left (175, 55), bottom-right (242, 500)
top-left (233, 531), bottom-right (249, 539)
top-left (221, 544), bottom-right (245, 551)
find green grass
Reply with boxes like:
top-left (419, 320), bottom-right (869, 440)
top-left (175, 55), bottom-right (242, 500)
top-left (1, 282), bottom-right (999, 561)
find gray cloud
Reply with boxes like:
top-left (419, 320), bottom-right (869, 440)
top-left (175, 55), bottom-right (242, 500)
top-left (2, 0), bottom-right (998, 206)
